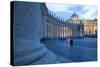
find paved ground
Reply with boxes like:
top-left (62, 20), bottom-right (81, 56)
top-left (42, 37), bottom-right (97, 62)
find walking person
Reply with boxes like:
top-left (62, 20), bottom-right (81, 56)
top-left (70, 38), bottom-right (73, 47)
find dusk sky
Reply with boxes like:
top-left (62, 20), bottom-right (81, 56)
top-left (46, 3), bottom-right (97, 20)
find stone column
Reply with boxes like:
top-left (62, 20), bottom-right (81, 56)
top-left (62, 26), bottom-right (64, 38)
top-left (59, 25), bottom-right (60, 38)
top-left (12, 1), bottom-right (58, 66)
top-left (57, 24), bottom-right (58, 38)
top-left (53, 24), bottom-right (55, 38)
top-left (64, 26), bottom-right (65, 37)
top-left (51, 23), bottom-right (53, 38)
top-left (46, 22), bottom-right (48, 38)
top-left (43, 15), bottom-right (47, 38)
top-left (49, 23), bottom-right (51, 38)
top-left (65, 27), bottom-right (67, 37)
top-left (58, 24), bottom-right (59, 38)
top-left (52, 23), bottom-right (54, 38)
top-left (55, 24), bottom-right (57, 38)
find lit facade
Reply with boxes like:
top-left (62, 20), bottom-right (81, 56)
top-left (83, 19), bottom-right (97, 36)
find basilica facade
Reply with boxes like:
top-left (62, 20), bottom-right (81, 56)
top-left (67, 13), bottom-right (97, 37)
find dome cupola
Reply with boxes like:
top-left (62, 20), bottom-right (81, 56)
top-left (70, 13), bottom-right (80, 20)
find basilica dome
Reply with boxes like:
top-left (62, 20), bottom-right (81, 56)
top-left (70, 13), bottom-right (80, 20)
top-left (67, 13), bottom-right (81, 24)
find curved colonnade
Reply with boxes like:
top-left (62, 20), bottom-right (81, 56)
top-left (41, 3), bottom-right (83, 39)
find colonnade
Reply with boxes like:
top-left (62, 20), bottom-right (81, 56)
top-left (42, 18), bottom-right (74, 39)
top-left (41, 4), bottom-right (83, 39)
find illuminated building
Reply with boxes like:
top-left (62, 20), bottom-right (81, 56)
top-left (83, 19), bottom-right (97, 36)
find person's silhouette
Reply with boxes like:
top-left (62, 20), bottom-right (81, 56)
top-left (70, 39), bottom-right (73, 46)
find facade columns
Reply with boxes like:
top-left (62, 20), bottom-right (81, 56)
top-left (55, 24), bottom-right (57, 38)
top-left (62, 26), bottom-right (64, 38)
top-left (57, 24), bottom-right (59, 38)
top-left (43, 16), bottom-right (47, 38)
top-left (50, 22), bottom-right (52, 38)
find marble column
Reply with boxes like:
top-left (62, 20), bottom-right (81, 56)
top-left (64, 26), bottom-right (65, 37)
top-left (52, 23), bottom-right (54, 38)
top-left (58, 24), bottom-right (59, 38)
top-left (55, 24), bottom-right (57, 38)
top-left (12, 1), bottom-right (59, 66)
top-left (53, 24), bottom-right (55, 38)
top-left (43, 16), bottom-right (47, 38)
top-left (63, 26), bottom-right (64, 38)
top-left (59, 25), bottom-right (61, 38)
top-left (65, 27), bottom-right (67, 37)
top-left (57, 24), bottom-right (58, 38)
top-left (50, 23), bottom-right (52, 38)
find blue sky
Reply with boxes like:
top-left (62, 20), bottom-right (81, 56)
top-left (46, 3), bottom-right (97, 20)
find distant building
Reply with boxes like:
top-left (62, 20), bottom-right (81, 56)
top-left (67, 13), bottom-right (83, 37)
top-left (83, 19), bottom-right (97, 36)
top-left (67, 13), bottom-right (81, 24)
top-left (67, 13), bottom-right (97, 37)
